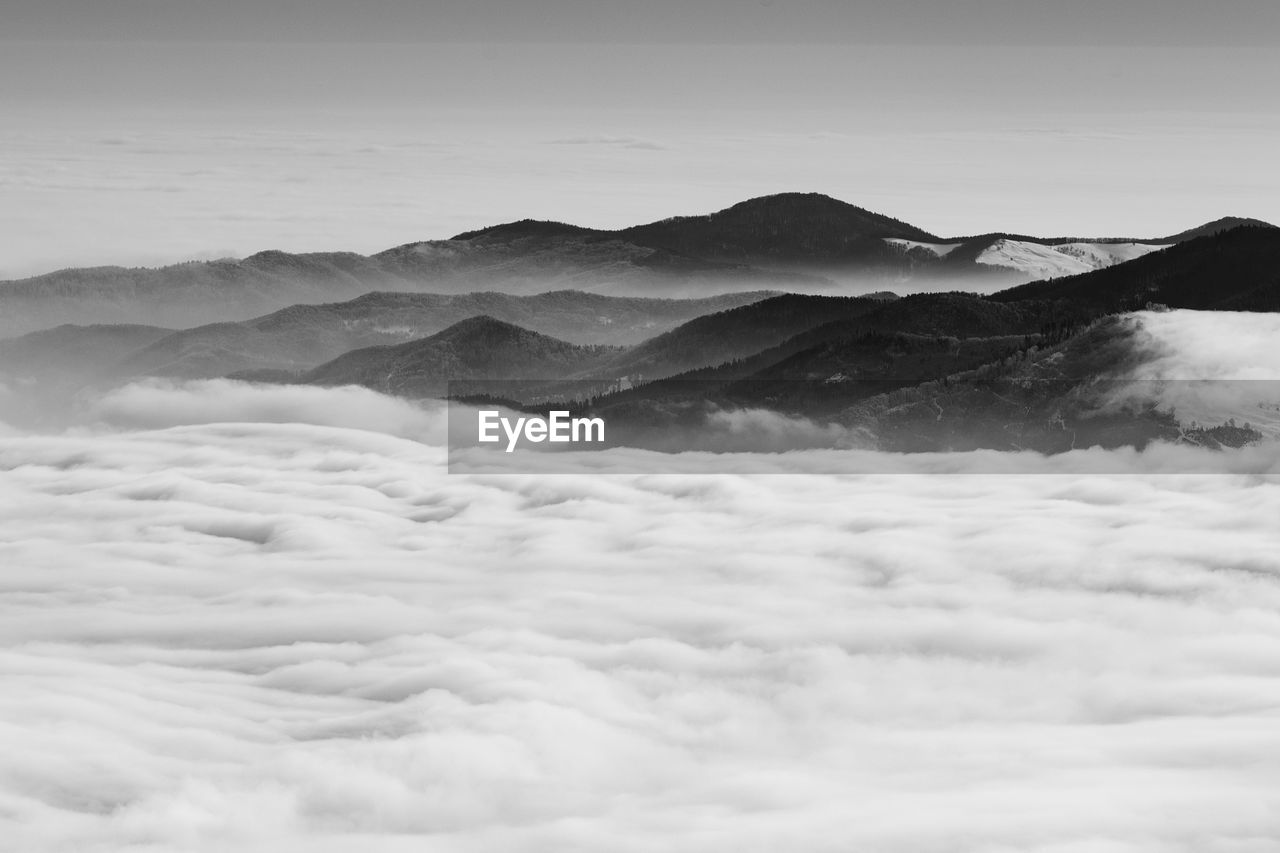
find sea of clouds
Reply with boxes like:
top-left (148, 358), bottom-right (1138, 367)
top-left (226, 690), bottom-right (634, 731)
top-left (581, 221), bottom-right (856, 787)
top-left (4, 310), bottom-right (1280, 852)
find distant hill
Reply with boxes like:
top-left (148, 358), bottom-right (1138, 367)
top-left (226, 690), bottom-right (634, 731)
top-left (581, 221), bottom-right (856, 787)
top-left (0, 230), bottom-right (809, 338)
top-left (562, 293), bottom-right (1047, 424)
top-left (617, 192), bottom-right (938, 268)
top-left (451, 219), bottom-right (602, 242)
top-left (663, 291), bottom-right (1043, 379)
top-left (6, 193), bottom-right (1276, 339)
top-left (0, 252), bottom-right (395, 338)
top-left (600, 293), bottom-right (886, 381)
top-left (111, 289), bottom-right (775, 380)
top-left (370, 232), bottom-right (801, 289)
top-left (281, 290), bottom-right (1045, 409)
top-left (0, 323), bottom-right (173, 386)
top-left (277, 289), bottom-right (1059, 415)
top-left (1160, 216), bottom-right (1276, 243)
top-left (302, 316), bottom-right (619, 397)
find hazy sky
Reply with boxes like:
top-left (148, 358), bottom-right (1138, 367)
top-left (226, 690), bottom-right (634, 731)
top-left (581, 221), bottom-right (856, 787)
top-left (7, 0), bottom-right (1280, 45)
top-left (2, 1), bottom-right (1278, 277)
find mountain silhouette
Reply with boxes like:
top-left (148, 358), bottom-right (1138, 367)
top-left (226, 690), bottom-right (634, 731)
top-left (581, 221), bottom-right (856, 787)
top-left (8, 193), bottom-right (1273, 338)
top-left (107, 289), bottom-right (773, 380)
top-left (302, 316), bottom-right (618, 397)
top-left (1159, 216), bottom-right (1276, 243)
top-left (616, 192), bottom-right (938, 266)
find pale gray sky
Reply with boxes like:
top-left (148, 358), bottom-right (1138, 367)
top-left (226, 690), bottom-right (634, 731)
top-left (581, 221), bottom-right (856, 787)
top-left (5, 0), bottom-right (1280, 45)
top-left (2, 2), bottom-right (1278, 277)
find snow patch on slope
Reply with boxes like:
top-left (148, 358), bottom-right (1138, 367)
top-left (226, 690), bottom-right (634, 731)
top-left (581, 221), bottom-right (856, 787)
top-left (977, 239), bottom-right (1166, 280)
top-left (1054, 241), bottom-right (1168, 269)
top-left (978, 239), bottom-right (1095, 278)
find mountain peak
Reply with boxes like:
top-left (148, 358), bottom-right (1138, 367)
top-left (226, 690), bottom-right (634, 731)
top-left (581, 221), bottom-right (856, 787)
top-left (432, 314), bottom-right (537, 341)
top-left (451, 219), bottom-right (599, 242)
top-left (1162, 216), bottom-right (1277, 243)
top-left (720, 191), bottom-right (872, 213)
top-left (302, 314), bottom-right (612, 396)
top-left (676, 192), bottom-right (925, 227)
top-left (242, 249), bottom-right (297, 265)
top-left (618, 192), bottom-right (938, 264)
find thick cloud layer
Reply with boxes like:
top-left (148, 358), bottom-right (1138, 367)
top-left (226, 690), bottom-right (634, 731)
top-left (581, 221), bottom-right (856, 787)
top-left (1120, 310), bottom-right (1280, 437)
top-left (5, 311), bottom-right (1280, 851)
top-left (3, 379), bottom-right (1280, 852)
top-left (1132, 309), bottom-right (1280, 380)
top-left (88, 378), bottom-right (447, 441)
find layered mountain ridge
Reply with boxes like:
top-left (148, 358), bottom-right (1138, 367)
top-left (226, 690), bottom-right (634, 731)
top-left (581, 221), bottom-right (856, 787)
top-left (3, 196), bottom-right (1278, 450)
top-left (3, 192), bottom-right (1270, 339)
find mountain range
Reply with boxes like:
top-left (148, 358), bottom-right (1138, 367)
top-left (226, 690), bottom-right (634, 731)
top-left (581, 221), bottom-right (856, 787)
top-left (2, 192), bottom-right (1270, 338)
top-left (2, 192), bottom-right (1278, 451)
top-left (106, 289), bottom-right (772, 381)
top-left (302, 315), bottom-right (620, 399)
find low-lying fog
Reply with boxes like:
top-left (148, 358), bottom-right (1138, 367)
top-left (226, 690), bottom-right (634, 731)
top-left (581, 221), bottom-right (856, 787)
top-left (4, 310), bottom-right (1280, 852)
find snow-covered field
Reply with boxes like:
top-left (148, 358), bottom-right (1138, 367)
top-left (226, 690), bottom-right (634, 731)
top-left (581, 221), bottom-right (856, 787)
top-left (3, 311), bottom-right (1280, 853)
top-left (883, 236), bottom-right (1168, 280)
top-left (976, 238), bottom-right (1167, 279)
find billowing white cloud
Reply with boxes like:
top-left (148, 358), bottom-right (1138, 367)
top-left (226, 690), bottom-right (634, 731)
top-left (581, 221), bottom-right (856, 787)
top-left (1108, 310), bottom-right (1280, 436)
top-left (89, 378), bottom-right (447, 441)
top-left (1132, 309), bottom-right (1280, 381)
top-left (4, 311), bottom-right (1280, 851)
top-left (2, 368), bottom-right (1280, 852)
